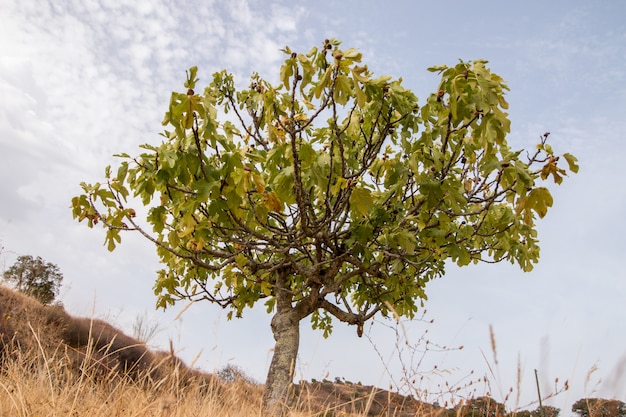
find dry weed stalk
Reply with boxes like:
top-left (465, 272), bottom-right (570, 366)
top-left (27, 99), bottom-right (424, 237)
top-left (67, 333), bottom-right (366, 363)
top-left (365, 316), bottom-right (573, 415)
top-left (366, 311), bottom-right (478, 407)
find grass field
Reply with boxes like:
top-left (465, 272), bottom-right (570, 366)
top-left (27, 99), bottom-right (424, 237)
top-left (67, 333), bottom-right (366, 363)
top-left (1, 286), bottom-right (623, 417)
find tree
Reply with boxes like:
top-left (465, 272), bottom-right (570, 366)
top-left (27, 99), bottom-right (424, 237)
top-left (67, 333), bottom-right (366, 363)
top-left (533, 405), bottom-right (561, 417)
top-left (71, 39), bottom-right (578, 414)
top-left (451, 396), bottom-right (507, 417)
top-left (2, 255), bottom-right (63, 305)
top-left (508, 405), bottom-right (560, 417)
top-left (572, 398), bottom-right (626, 417)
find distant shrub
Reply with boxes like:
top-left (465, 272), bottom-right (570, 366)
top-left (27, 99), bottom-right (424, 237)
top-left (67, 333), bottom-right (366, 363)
top-left (448, 396), bottom-right (506, 417)
top-left (534, 405), bottom-right (561, 417)
top-left (2, 255), bottom-right (63, 305)
top-left (217, 364), bottom-right (256, 384)
top-left (572, 398), bottom-right (626, 417)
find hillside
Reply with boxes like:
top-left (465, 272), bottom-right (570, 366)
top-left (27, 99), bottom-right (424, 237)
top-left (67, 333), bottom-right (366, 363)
top-left (0, 285), bottom-right (440, 416)
top-left (2, 286), bottom-right (621, 417)
top-left (0, 284), bottom-right (201, 381)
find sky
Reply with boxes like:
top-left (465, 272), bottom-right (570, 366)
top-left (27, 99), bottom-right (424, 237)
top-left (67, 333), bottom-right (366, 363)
top-left (1, 0), bottom-right (625, 412)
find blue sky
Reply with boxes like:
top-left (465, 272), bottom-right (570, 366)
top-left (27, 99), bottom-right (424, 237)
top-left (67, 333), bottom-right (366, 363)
top-left (1, 0), bottom-right (624, 411)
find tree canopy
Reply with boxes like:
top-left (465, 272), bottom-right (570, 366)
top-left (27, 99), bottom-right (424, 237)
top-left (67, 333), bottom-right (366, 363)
top-left (71, 39), bottom-right (577, 413)
top-left (2, 255), bottom-right (63, 305)
top-left (572, 398), bottom-right (626, 417)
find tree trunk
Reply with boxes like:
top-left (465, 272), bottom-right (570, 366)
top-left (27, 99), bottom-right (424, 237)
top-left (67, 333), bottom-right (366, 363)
top-left (262, 307), bottom-right (300, 415)
top-left (262, 271), bottom-right (300, 416)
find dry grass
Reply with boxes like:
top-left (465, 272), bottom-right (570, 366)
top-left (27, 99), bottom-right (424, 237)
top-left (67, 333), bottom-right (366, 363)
top-left (1, 345), bottom-right (430, 417)
top-left (0, 285), bottom-right (263, 416)
top-left (0, 333), bottom-right (266, 417)
top-left (0, 286), bottom-right (395, 416)
top-left (0, 342), bottom-right (438, 417)
top-left (2, 286), bottom-right (623, 417)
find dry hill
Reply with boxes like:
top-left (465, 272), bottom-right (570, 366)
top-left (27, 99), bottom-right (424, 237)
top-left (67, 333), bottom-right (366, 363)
top-left (0, 285), bottom-right (441, 416)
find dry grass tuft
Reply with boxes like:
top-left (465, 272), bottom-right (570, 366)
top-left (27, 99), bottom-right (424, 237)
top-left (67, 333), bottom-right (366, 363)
top-left (0, 286), bottom-right (401, 417)
top-left (1, 344), bottom-right (420, 417)
top-left (0, 285), bottom-right (265, 416)
top-left (0, 343), bottom-right (266, 416)
top-left (2, 286), bottom-right (623, 417)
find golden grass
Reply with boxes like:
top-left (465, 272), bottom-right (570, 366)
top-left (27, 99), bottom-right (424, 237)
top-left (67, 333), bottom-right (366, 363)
top-left (0, 286), bottom-right (387, 416)
top-left (0, 342), bottom-right (262, 417)
top-left (0, 329), bottom-right (621, 417)
top-left (0, 341), bottom-right (452, 417)
top-left (1, 286), bottom-right (623, 417)
top-left (0, 335), bottom-right (404, 417)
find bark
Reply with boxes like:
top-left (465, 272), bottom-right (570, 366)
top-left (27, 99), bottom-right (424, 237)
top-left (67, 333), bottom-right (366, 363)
top-left (262, 272), bottom-right (300, 416)
top-left (260, 270), bottom-right (366, 415)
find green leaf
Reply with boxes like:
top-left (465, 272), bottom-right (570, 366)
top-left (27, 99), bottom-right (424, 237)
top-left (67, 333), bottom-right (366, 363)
top-left (279, 65), bottom-right (292, 89)
top-left (353, 76), bottom-right (366, 109)
top-left (147, 206), bottom-right (167, 233)
top-left (234, 254), bottom-right (247, 268)
top-left (314, 68), bottom-right (332, 98)
top-left (350, 186), bottom-right (374, 216)
top-left (333, 74), bottom-right (351, 105)
top-left (105, 229), bottom-right (121, 251)
top-left (394, 229), bottom-right (416, 254)
top-left (116, 162), bottom-right (129, 183)
top-left (184, 66), bottom-right (198, 89)
top-left (427, 65), bottom-right (448, 73)
top-left (563, 153), bottom-right (579, 173)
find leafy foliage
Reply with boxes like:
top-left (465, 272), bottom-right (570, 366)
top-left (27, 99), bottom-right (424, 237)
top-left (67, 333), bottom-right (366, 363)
top-left (2, 255), bottom-right (63, 305)
top-left (446, 396), bottom-right (507, 417)
top-left (520, 405), bottom-right (561, 417)
top-left (445, 399), bottom-right (562, 417)
top-left (72, 39), bottom-right (576, 333)
top-left (572, 398), bottom-right (626, 417)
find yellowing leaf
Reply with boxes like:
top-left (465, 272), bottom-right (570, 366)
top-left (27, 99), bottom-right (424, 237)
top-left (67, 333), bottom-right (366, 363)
top-left (279, 61), bottom-right (293, 89)
top-left (516, 187), bottom-right (553, 225)
top-left (178, 225), bottom-right (195, 238)
top-left (302, 95), bottom-right (316, 110)
top-left (498, 95), bottom-right (509, 109)
top-left (253, 173), bottom-right (266, 194)
top-left (186, 239), bottom-right (198, 251)
top-left (294, 113), bottom-right (308, 123)
top-left (263, 191), bottom-right (282, 212)
top-left (351, 65), bottom-right (369, 82)
top-left (343, 48), bottom-right (362, 61)
top-left (463, 179), bottom-right (473, 193)
top-left (541, 159), bottom-right (565, 184)
top-left (330, 177), bottom-right (348, 194)
top-left (530, 187), bottom-right (553, 218)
